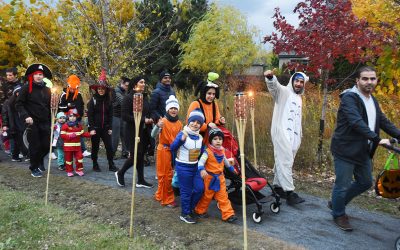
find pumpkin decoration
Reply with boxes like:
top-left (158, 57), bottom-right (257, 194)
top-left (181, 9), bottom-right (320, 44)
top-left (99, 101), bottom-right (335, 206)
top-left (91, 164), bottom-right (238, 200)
top-left (375, 153), bottom-right (400, 199)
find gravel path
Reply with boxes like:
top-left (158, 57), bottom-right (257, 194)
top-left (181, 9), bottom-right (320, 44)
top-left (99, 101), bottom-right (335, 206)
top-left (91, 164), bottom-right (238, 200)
top-left (9, 154), bottom-right (400, 250)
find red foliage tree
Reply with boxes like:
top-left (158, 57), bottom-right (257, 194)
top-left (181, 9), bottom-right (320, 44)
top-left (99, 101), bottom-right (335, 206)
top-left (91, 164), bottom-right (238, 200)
top-left (264, 0), bottom-right (382, 164)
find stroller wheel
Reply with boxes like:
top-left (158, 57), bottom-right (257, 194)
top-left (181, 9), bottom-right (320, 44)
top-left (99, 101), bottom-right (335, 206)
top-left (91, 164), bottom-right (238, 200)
top-left (270, 202), bottom-right (280, 214)
top-left (252, 212), bottom-right (262, 223)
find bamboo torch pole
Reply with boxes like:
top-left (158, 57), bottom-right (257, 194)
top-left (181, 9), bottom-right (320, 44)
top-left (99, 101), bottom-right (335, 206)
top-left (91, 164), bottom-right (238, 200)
top-left (248, 91), bottom-right (257, 170)
top-left (129, 93), bottom-right (143, 238)
top-left (45, 87), bottom-right (60, 206)
top-left (234, 92), bottom-right (248, 250)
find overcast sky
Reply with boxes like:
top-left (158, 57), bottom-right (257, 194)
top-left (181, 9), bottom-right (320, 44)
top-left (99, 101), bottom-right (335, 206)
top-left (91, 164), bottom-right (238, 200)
top-left (214, 0), bottom-right (300, 49)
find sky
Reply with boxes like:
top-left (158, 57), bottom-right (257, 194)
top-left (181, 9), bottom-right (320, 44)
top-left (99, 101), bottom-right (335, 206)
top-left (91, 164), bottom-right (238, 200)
top-left (214, 0), bottom-right (301, 49)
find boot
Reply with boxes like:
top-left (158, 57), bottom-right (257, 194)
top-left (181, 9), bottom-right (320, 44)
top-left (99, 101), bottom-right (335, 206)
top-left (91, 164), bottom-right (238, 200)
top-left (108, 161), bottom-right (119, 172)
top-left (93, 161), bottom-right (101, 172)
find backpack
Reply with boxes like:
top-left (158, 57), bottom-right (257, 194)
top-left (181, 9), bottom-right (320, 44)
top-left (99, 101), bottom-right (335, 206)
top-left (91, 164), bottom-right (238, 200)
top-left (375, 152), bottom-right (400, 199)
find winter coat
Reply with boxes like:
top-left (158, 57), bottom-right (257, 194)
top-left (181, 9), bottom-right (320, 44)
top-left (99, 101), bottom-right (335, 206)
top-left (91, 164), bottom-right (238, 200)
top-left (15, 82), bottom-right (51, 123)
top-left (112, 86), bottom-right (126, 118)
top-left (121, 91), bottom-right (150, 150)
top-left (58, 88), bottom-right (84, 119)
top-left (87, 93), bottom-right (113, 131)
top-left (149, 82), bottom-right (175, 122)
top-left (331, 87), bottom-right (400, 165)
top-left (60, 123), bottom-right (90, 151)
top-left (0, 79), bottom-right (21, 111)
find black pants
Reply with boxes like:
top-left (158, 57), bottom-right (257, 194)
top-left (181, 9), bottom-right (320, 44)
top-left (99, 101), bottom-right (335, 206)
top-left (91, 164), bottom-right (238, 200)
top-left (11, 130), bottom-right (28, 159)
top-left (27, 122), bottom-right (50, 170)
top-left (91, 128), bottom-right (113, 162)
top-left (119, 131), bottom-right (149, 182)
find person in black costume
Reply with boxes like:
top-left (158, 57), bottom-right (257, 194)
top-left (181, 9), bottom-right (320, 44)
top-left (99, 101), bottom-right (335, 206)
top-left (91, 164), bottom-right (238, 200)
top-left (115, 76), bottom-right (154, 188)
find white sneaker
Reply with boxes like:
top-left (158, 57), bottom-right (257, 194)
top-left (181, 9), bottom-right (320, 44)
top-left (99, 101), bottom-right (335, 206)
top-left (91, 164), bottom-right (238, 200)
top-left (82, 150), bottom-right (91, 157)
top-left (51, 152), bottom-right (58, 160)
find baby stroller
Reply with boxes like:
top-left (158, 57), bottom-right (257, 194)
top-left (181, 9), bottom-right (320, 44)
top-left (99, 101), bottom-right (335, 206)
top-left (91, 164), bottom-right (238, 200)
top-left (219, 126), bottom-right (281, 223)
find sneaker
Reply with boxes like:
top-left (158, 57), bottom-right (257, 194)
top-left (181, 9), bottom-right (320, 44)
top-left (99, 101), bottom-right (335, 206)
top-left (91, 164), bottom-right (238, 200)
top-left (31, 169), bottom-right (42, 178)
top-left (225, 215), bottom-right (238, 223)
top-left (51, 152), bottom-right (57, 160)
top-left (193, 212), bottom-right (209, 218)
top-left (136, 180), bottom-right (153, 188)
top-left (12, 157), bottom-right (22, 162)
top-left (166, 201), bottom-right (178, 208)
top-left (24, 157), bottom-right (30, 162)
top-left (75, 170), bottom-right (84, 176)
top-left (58, 165), bottom-right (65, 171)
top-left (333, 215), bottom-right (353, 231)
top-left (180, 214), bottom-right (196, 224)
top-left (273, 185), bottom-right (287, 199)
top-left (115, 171), bottom-right (125, 187)
top-left (38, 164), bottom-right (46, 172)
top-left (327, 200), bottom-right (332, 210)
top-left (82, 150), bottom-right (91, 157)
top-left (286, 192), bottom-right (305, 206)
top-left (67, 172), bottom-right (74, 177)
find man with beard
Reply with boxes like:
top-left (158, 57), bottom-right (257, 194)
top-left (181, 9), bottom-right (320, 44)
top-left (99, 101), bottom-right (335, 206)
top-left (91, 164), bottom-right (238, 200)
top-left (15, 64), bottom-right (52, 177)
top-left (264, 69), bottom-right (308, 206)
top-left (329, 66), bottom-right (400, 231)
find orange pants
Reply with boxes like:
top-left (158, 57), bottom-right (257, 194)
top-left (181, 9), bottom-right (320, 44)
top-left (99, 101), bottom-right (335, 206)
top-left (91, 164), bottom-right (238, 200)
top-left (195, 174), bottom-right (235, 220)
top-left (154, 147), bottom-right (174, 205)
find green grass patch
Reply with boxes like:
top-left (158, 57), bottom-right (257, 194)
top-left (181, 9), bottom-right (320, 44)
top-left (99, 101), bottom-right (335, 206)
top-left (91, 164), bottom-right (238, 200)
top-left (0, 185), bottom-right (157, 250)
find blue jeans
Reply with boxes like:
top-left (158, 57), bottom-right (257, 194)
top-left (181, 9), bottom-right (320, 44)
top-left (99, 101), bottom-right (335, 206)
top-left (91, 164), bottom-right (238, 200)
top-left (331, 157), bottom-right (372, 218)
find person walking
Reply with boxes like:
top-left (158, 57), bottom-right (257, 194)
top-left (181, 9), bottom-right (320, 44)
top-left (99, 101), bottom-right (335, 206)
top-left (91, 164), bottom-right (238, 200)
top-left (264, 69), bottom-right (308, 205)
top-left (329, 66), bottom-right (400, 231)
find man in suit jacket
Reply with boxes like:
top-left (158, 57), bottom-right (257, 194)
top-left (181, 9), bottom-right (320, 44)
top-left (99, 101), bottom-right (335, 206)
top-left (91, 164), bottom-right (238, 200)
top-left (330, 66), bottom-right (400, 231)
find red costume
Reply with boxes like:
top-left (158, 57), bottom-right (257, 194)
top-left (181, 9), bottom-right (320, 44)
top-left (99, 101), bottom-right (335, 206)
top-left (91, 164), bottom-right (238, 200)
top-left (60, 117), bottom-right (90, 174)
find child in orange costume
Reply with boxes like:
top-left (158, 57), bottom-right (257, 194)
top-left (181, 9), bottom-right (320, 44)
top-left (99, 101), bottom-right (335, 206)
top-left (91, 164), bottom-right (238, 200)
top-left (152, 95), bottom-right (182, 207)
top-left (60, 109), bottom-right (90, 177)
top-left (195, 128), bottom-right (237, 222)
top-left (186, 72), bottom-right (225, 144)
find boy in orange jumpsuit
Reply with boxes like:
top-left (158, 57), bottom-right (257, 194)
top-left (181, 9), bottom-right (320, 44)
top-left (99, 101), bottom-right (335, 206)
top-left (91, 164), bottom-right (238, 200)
top-left (152, 95), bottom-right (182, 207)
top-left (195, 128), bottom-right (237, 222)
top-left (60, 109), bottom-right (90, 177)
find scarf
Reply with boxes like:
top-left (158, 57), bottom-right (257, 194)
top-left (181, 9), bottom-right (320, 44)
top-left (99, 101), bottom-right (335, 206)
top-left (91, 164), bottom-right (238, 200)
top-left (67, 121), bottom-right (78, 127)
top-left (165, 113), bottom-right (179, 122)
top-left (208, 144), bottom-right (224, 163)
top-left (183, 125), bottom-right (199, 136)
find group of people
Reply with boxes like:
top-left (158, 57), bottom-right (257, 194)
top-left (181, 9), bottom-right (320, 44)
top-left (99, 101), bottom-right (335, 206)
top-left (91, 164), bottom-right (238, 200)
top-left (1, 63), bottom-right (399, 230)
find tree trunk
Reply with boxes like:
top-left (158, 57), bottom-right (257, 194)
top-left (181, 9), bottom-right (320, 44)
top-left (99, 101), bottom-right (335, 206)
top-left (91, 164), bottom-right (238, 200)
top-left (317, 70), bottom-right (329, 166)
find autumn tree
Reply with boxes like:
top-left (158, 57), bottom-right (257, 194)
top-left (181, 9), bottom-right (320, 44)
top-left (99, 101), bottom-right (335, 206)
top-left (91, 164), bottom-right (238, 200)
top-left (180, 4), bottom-right (258, 86)
top-left (265, 0), bottom-right (381, 164)
top-left (352, 0), bottom-right (400, 95)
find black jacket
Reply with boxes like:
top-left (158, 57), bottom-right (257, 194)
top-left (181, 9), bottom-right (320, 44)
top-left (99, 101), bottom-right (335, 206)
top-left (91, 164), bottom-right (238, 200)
top-left (331, 91), bottom-right (400, 165)
top-left (58, 88), bottom-right (84, 118)
top-left (112, 86), bottom-right (126, 118)
top-left (121, 91), bottom-right (151, 149)
top-left (0, 79), bottom-right (21, 111)
top-left (87, 93), bottom-right (113, 131)
top-left (149, 82), bottom-right (175, 122)
top-left (2, 95), bottom-right (24, 134)
top-left (15, 82), bottom-right (51, 123)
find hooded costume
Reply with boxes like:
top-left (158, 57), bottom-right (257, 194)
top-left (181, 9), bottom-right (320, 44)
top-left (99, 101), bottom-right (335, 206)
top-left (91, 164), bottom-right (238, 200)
top-left (265, 72), bottom-right (308, 192)
top-left (186, 72), bottom-right (222, 143)
top-left (58, 75), bottom-right (84, 119)
top-left (152, 95), bottom-right (183, 206)
top-left (15, 63), bottom-right (52, 176)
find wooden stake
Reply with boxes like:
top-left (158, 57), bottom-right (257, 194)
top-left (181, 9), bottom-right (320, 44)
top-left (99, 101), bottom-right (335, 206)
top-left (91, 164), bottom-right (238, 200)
top-left (129, 93), bottom-right (143, 238)
top-left (45, 88), bottom-right (60, 206)
top-left (248, 91), bottom-right (257, 169)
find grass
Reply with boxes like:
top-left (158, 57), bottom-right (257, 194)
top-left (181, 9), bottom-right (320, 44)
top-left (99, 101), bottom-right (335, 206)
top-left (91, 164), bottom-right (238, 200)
top-left (0, 185), bottom-right (158, 250)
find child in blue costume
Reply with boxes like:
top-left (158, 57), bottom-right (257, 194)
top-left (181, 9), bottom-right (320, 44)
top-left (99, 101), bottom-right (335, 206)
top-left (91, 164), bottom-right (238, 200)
top-left (170, 108), bottom-right (205, 224)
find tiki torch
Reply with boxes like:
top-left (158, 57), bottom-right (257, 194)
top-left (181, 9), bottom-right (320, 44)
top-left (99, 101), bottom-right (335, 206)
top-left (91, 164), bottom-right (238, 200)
top-left (234, 92), bottom-right (248, 250)
top-left (129, 93), bottom-right (143, 238)
top-left (248, 91), bottom-right (257, 170)
top-left (45, 87), bottom-right (60, 206)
